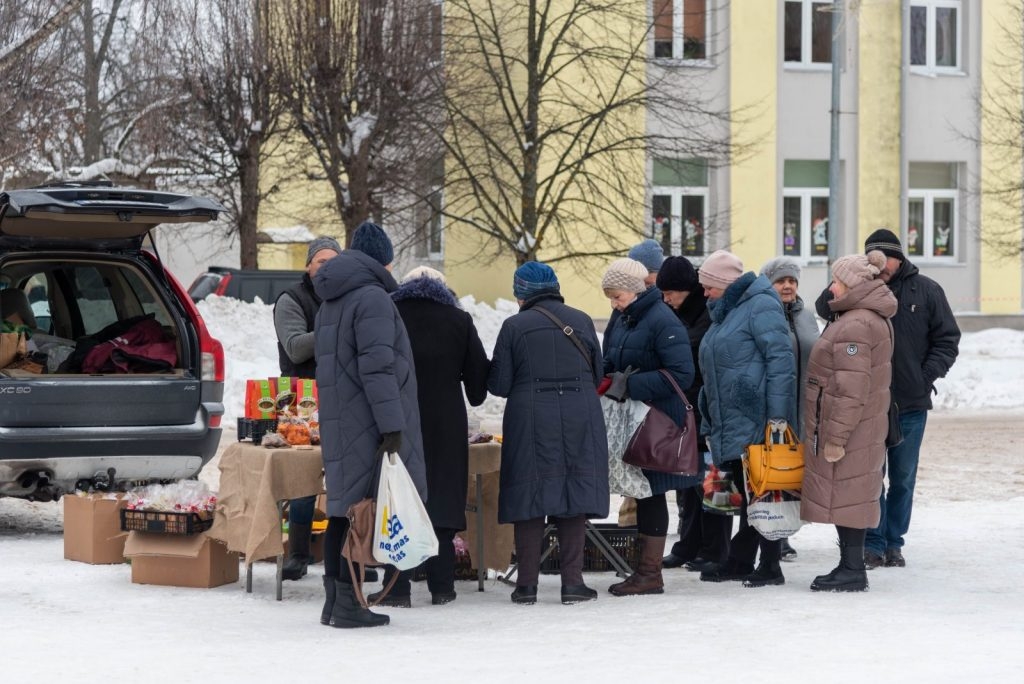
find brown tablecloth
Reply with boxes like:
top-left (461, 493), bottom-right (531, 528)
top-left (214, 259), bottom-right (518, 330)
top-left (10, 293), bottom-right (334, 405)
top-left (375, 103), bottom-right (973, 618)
top-left (208, 442), bottom-right (324, 565)
top-left (459, 442), bottom-right (514, 572)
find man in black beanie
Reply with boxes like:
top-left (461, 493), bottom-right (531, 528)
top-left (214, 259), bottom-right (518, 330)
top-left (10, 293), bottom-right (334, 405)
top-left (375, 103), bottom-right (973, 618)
top-left (816, 228), bottom-right (960, 569)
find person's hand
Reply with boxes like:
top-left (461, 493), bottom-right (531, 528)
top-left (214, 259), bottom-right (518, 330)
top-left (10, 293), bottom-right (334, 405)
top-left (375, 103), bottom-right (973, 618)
top-left (376, 431), bottom-right (402, 457)
top-left (768, 419), bottom-right (788, 435)
top-left (597, 376), bottom-right (613, 396)
top-left (823, 442), bottom-right (845, 462)
top-left (603, 365), bottom-right (637, 402)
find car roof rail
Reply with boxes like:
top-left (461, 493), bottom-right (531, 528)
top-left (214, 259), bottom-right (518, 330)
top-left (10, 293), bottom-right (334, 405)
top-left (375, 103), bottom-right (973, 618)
top-left (30, 179), bottom-right (116, 189)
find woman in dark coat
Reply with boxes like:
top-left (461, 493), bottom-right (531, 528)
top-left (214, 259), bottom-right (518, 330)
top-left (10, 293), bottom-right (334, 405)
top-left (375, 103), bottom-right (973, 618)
top-left (656, 256), bottom-right (732, 573)
top-left (600, 258), bottom-right (696, 597)
top-left (314, 222), bottom-right (426, 629)
top-left (373, 266), bottom-right (490, 606)
top-left (487, 261), bottom-right (609, 606)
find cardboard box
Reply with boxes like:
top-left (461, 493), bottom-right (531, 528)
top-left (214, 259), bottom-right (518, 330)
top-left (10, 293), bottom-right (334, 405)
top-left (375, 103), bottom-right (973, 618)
top-left (123, 531), bottom-right (240, 588)
top-left (63, 493), bottom-right (128, 565)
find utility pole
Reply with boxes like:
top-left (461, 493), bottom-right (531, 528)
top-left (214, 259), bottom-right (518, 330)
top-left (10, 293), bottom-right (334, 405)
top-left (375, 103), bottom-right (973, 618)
top-left (827, 0), bottom-right (843, 282)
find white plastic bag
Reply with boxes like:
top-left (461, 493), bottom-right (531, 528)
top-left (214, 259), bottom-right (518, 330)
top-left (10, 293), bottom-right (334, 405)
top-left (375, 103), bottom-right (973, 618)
top-left (373, 452), bottom-right (439, 570)
top-left (601, 397), bottom-right (653, 499)
top-left (746, 489), bottom-right (804, 541)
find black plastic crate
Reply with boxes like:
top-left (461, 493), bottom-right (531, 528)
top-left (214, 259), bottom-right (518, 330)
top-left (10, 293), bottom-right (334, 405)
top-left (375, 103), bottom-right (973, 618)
top-left (120, 508), bottom-right (213, 535)
top-left (237, 417), bottom-right (278, 444)
top-left (540, 524), bottom-right (638, 574)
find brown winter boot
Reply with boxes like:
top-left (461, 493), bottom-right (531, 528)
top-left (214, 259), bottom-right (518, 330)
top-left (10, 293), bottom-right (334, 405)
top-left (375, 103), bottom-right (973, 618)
top-left (608, 534), bottom-right (665, 596)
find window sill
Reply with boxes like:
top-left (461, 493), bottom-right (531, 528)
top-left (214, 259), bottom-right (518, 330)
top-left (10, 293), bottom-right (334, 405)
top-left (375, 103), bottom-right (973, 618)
top-left (909, 67), bottom-right (967, 78)
top-left (652, 57), bottom-right (715, 70)
top-left (783, 62), bottom-right (832, 73)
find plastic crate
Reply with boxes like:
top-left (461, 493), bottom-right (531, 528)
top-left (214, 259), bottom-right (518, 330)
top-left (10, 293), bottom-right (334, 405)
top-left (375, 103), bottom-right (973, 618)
top-left (237, 417), bottom-right (278, 444)
top-left (539, 524), bottom-right (638, 574)
top-left (120, 508), bottom-right (214, 535)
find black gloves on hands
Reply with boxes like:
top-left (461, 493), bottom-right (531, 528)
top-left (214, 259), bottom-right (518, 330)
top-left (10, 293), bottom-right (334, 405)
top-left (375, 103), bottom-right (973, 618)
top-left (376, 431), bottom-right (402, 458)
top-left (604, 365), bottom-right (638, 403)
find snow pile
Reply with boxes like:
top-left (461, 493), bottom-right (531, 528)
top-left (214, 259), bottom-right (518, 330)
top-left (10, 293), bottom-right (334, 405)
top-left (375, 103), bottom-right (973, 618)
top-left (260, 225), bottom-right (318, 243)
top-left (934, 328), bottom-right (1024, 410)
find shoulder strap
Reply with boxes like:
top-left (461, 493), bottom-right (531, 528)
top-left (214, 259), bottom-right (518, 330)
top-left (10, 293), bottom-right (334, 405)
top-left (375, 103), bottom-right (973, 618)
top-left (532, 305), bottom-right (597, 378)
top-left (657, 368), bottom-right (691, 407)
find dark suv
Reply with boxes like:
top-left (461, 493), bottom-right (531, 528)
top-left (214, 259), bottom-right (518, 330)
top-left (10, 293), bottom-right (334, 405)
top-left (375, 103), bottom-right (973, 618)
top-left (188, 267), bottom-right (304, 304)
top-left (0, 185), bottom-right (226, 501)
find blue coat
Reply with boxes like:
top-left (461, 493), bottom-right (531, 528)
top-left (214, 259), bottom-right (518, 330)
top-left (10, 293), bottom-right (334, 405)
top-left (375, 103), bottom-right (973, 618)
top-left (602, 286), bottom-right (699, 493)
top-left (313, 250), bottom-right (427, 518)
top-left (487, 293), bottom-right (609, 524)
top-left (698, 272), bottom-right (796, 465)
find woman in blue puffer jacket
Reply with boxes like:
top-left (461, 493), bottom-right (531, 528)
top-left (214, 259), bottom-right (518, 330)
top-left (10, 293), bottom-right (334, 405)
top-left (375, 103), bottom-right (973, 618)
top-left (601, 258), bottom-right (695, 596)
top-left (696, 250), bottom-right (796, 588)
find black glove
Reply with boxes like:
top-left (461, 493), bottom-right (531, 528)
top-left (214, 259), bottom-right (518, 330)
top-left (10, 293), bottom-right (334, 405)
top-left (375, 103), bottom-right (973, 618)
top-left (376, 431), bottom-right (402, 457)
top-left (604, 365), bottom-right (637, 403)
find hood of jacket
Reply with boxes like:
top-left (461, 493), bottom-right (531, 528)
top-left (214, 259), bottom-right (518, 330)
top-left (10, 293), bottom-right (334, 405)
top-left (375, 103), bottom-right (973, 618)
top-left (391, 275), bottom-right (459, 308)
top-left (708, 272), bottom-right (776, 324)
top-left (831, 278), bottom-right (898, 319)
top-left (312, 249), bottom-right (398, 302)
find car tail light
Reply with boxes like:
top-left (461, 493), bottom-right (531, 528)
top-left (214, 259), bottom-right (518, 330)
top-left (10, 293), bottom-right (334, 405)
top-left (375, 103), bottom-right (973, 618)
top-left (213, 273), bottom-right (232, 296)
top-left (156, 258), bottom-right (226, 386)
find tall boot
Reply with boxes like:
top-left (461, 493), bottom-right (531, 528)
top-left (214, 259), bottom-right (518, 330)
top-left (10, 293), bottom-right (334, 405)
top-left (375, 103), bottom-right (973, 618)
top-left (812, 527), bottom-right (869, 592)
top-left (608, 534), bottom-right (665, 596)
top-left (742, 536), bottom-right (785, 587)
top-left (320, 575), bottom-right (336, 625)
top-left (329, 580), bottom-right (390, 628)
top-left (282, 522), bottom-right (312, 581)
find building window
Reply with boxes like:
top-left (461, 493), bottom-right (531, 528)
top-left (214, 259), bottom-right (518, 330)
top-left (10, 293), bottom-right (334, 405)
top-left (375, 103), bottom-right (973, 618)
top-left (782, 160), bottom-right (830, 257)
top-left (910, 1), bottom-right (960, 71)
top-left (415, 159), bottom-right (444, 260)
top-left (784, 1), bottom-right (832, 66)
top-left (651, 158), bottom-right (708, 257)
top-left (907, 162), bottom-right (957, 258)
top-left (653, 0), bottom-right (708, 61)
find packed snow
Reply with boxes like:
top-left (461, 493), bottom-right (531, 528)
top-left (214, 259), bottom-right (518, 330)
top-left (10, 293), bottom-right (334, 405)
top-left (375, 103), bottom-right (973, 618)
top-left (1, 294), bottom-right (1023, 681)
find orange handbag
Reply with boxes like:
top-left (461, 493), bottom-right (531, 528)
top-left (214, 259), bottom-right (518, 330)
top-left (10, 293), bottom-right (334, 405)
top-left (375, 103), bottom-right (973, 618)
top-left (743, 425), bottom-right (804, 497)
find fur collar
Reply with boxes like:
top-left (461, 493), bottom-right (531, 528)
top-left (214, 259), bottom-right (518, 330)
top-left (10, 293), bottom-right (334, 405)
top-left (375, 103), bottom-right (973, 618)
top-left (392, 276), bottom-right (459, 308)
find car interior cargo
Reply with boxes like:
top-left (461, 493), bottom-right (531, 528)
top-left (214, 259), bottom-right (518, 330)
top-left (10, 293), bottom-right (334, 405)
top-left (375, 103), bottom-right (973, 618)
top-left (0, 185), bottom-right (225, 501)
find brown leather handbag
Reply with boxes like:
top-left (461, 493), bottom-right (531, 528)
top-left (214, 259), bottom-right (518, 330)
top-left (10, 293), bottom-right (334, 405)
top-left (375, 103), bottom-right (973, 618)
top-left (342, 457), bottom-right (398, 608)
top-left (622, 369), bottom-right (699, 476)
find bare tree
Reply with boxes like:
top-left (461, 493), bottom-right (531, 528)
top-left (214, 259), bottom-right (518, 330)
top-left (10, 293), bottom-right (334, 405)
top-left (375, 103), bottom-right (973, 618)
top-left (269, 0), bottom-right (444, 244)
top-left (161, 0), bottom-right (290, 269)
top-left (439, 0), bottom-right (739, 266)
top-left (970, 2), bottom-right (1024, 258)
top-left (0, 0), bottom-right (82, 68)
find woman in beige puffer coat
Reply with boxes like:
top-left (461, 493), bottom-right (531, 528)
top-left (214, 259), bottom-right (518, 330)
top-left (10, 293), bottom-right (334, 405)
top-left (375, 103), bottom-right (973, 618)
top-left (802, 250), bottom-right (897, 592)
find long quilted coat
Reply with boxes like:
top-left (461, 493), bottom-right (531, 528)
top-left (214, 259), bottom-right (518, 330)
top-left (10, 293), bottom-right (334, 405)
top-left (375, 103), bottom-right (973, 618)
top-left (801, 278), bottom-right (897, 528)
top-left (313, 250), bottom-right (426, 519)
top-left (698, 272), bottom-right (796, 465)
top-left (487, 293), bottom-right (609, 524)
top-left (602, 286), bottom-right (698, 493)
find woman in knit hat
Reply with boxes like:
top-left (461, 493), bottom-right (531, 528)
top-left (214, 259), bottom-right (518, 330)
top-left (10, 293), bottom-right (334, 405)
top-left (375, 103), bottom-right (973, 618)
top-left (758, 256), bottom-right (821, 562)
top-left (655, 257), bottom-right (731, 573)
top-left (487, 261), bottom-right (608, 605)
top-left (601, 258), bottom-right (696, 597)
top-left (802, 251), bottom-right (896, 592)
top-left (696, 250), bottom-right (797, 588)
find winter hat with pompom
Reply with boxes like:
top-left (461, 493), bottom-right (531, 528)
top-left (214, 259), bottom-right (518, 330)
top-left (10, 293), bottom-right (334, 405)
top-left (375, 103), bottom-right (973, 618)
top-left (832, 250), bottom-right (887, 287)
top-left (601, 258), bottom-right (648, 294)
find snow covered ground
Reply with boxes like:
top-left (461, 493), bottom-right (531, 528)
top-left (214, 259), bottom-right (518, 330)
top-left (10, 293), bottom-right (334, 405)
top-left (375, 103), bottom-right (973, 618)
top-left (2, 296), bottom-right (1023, 681)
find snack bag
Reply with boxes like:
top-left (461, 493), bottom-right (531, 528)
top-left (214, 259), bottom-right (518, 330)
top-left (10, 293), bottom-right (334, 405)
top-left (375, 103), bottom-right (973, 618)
top-left (269, 376), bottom-right (296, 416)
top-left (246, 379), bottom-right (276, 419)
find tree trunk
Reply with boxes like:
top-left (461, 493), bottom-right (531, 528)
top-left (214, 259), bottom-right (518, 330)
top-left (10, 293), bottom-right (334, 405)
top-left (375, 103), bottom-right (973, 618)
top-left (237, 141), bottom-right (261, 269)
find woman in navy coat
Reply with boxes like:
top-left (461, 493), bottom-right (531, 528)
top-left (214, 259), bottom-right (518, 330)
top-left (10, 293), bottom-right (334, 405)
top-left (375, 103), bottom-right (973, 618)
top-left (487, 261), bottom-right (608, 605)
top-left (600, 258), bottom-right (695, 596)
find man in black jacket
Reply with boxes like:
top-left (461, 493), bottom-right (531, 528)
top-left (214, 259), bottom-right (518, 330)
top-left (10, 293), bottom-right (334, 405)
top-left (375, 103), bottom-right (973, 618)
top-left (273, 236), bottom-right (340, 581)
top-left (816, 229), bottom-right (960, 569)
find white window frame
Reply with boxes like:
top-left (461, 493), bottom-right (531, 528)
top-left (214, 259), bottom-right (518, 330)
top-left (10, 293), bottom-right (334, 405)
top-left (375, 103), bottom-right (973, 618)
top-left (652, 0), bottom-right (711, 64)
top-left (909, 0), bottom-right (962, 74)
top-left (783, 0), bottom-right (833, 70)
top-left (651, 186), bottom-right (709, 256)
top-left (425, 185), bottom-right (444, 261)
top-left (906, 189), bottom-right (957, 261)
top-left (782, 188), bottom-right (830, 261)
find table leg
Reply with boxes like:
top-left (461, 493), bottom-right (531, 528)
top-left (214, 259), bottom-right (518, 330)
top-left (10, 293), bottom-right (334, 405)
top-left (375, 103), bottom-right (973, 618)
top-left (475, 473), bottom-right (484, 592)
top-left (246, 560), bottom-right (253, 593)
top-left (276, 501), bottom-right (285, 601)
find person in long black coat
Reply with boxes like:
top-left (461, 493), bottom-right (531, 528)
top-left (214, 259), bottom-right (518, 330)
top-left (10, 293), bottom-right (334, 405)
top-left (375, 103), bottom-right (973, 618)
top-left (373, 267), bottom-right (490, 606)
top-left (487, 261), bottom-right (609, 606)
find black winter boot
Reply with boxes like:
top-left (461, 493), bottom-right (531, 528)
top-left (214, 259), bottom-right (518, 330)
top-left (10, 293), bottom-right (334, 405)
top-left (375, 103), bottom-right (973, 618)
top-left (743, 538), bottom-right (785, 587)
top-left (320, 575), bottom-right (336, 625)
top-left (282, 522), bottom-right (313, 581)
top-left (329, 580), bottom-right (390, 628)
top-left (811, 528), bottom-right (868, 592)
